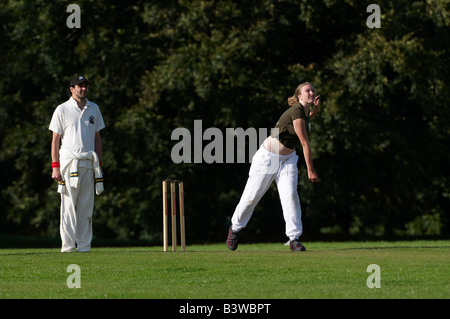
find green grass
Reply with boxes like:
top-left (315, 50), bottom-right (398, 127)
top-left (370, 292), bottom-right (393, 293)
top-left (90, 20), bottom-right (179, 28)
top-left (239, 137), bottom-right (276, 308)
top-left (0, 241), bottom-right (449, 299)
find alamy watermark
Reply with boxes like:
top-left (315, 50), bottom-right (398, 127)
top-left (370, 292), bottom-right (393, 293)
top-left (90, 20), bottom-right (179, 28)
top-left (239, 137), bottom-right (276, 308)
top-left (66, 264), bottom-right (81, 288)
top-left (366, 4), bottom-right (381, 28)
top-left (66, 4), bottom-right (81, 29)
top-left (366, 264), bottom-right (381, 288)
top-left (170, 120), bottom-right (278, 164)
top-left (65, 4), bottom-right (381, 31)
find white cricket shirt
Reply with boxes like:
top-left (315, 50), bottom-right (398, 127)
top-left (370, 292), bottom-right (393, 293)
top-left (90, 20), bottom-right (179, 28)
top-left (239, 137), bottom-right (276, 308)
top-left (49, 97), bottom-right (105, 158)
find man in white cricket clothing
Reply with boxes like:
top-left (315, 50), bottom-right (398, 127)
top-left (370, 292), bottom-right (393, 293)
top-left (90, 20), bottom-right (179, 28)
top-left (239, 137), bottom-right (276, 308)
top-left (49, 75), bottom-right (105, 252)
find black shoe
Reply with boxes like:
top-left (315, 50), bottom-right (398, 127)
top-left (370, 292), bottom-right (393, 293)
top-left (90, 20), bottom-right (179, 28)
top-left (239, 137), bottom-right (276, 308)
top-left (289, 239), bottom-right (306, 251)
top-left (226, 226), bottom-right (239, 250)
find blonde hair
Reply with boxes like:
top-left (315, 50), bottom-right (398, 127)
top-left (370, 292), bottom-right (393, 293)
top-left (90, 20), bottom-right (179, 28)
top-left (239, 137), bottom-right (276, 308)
top-left (287, 82), bottom-right (313, 107)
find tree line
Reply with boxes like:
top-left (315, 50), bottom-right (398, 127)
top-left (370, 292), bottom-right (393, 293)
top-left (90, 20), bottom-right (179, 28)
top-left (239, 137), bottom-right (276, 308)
top-left (1, 0), bottom-right (449, 244)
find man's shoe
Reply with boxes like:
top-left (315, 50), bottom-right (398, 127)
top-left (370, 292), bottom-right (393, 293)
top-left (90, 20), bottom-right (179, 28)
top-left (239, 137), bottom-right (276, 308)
top-left (289, 239), bottom-right (306, 251)
top-left (226, 226), bottom-right (239, 250)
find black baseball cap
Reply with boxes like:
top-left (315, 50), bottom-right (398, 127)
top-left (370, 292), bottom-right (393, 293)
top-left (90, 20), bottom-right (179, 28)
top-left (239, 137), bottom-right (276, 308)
top-left (70, 75), bottom-right (90, 87)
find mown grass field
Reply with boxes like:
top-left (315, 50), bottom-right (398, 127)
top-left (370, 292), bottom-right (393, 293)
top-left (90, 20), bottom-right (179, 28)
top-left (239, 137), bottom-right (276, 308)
top-left (0, 241), bottom-right (448, 299)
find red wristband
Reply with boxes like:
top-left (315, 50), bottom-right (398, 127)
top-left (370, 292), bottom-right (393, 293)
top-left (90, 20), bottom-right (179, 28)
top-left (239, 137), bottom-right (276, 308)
top-left (99, 160), bottom-right (102, 167)
top-left (52, 162), bottom-right (60, 168)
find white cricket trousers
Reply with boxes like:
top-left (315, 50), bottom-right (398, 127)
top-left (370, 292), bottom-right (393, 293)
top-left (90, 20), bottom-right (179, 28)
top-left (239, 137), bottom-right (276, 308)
top-left (231, 145), bottom-right (303, 240)
top-left (60, 167), bottom-right (95, 252)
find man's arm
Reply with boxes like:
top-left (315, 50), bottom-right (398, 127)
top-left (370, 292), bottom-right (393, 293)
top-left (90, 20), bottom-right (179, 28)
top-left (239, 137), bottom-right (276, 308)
top-left (51, 132), bottom-right (62, 182)
top-left (95, 131), bottom-right (103, 173)
top-left (95, 131), bottom-right (102, 160)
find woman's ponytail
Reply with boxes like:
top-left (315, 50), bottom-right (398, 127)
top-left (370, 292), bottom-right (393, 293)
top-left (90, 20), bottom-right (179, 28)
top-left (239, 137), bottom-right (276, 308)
top-left (287, 95), bottom-right (298, 107)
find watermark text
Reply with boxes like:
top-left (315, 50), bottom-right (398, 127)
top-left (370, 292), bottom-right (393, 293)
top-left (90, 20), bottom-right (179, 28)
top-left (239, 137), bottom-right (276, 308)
top-left (66, 4), bottom-right (81, 29)
top-left (66, 264), bottom-right (81, 288)
top-left (366, 264), bottom-right (381, 288)
top-left (366, 4), bottom-right (381, 28)
top-left (171, 120), bottom-right (277, 164)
